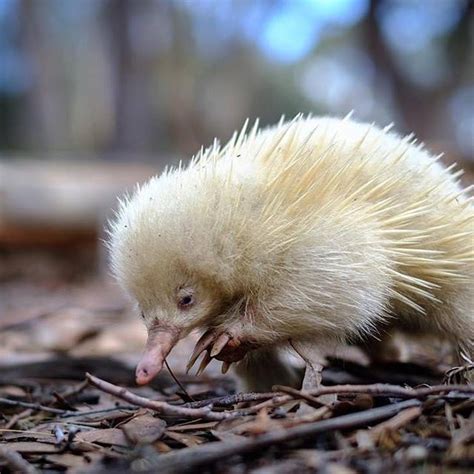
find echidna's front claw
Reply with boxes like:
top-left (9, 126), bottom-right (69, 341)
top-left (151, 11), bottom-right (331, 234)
top-left (221, 361), bottom-right (232, 374)
top-left (196, 352), bottom-right (212, 376)
top-left (187, 326), bottom-right (253, 376)
top-left (210, 333), bottom-right (231, 357)
top-left (186, 329), bottom-right (215, 373)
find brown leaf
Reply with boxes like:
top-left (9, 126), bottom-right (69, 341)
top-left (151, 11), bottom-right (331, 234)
top-left (164, 430), bottom-right (205, 447)
top-left (121, 413), bottom-right (166, 444)
top-left (1, 441), bottom-right (58, 454)
top-left (75, 428), bottom-right (128, 447)
top-left (46, 452), bottom-right (103, 469)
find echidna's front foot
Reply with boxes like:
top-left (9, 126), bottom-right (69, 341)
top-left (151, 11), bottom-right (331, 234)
top-left (186, 328), bottom-right (258, 375)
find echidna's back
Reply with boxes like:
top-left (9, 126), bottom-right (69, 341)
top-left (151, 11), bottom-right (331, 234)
top-left (253, 116), bottom-right (464, 201)
top-left (241, 116), bottom-right (473, 351)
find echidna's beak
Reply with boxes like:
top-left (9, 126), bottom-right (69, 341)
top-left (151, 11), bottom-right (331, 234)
top-left (135, 323), bottom-right (180, 385)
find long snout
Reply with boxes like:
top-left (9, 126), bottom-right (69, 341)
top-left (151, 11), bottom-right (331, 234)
top-left (135, 323), bottom-right (180, 385)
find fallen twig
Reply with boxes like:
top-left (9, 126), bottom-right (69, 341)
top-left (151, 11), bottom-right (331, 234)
top-left (4, 409), bottom-right (33, 430)
top-left (85, 373), bottom-right (229, 421)
top-left (184, 391), bottom-right (275, 408)
top-left (369, 405), bottom-right (422, 435)
top-left (443, 363), bottom-right (474, 384)
top-left (60, 405), bottom-right (137, 418)
top-left (0, 397), bottom-right (73, 415)
top-left (276, 385), bottom-right (333, 408)
top-left (305, 383), bottom-right (474, 399)
top-left (235, 395), bottom-right (292, 416)
top-left (351, 405), bottom-right (422, 444)
top-left (184, 383), bottom-right (473, 410)
top-left (141, 399), bottom-right (422, 473)
top-left (164, 359), bottom-right (195, 402)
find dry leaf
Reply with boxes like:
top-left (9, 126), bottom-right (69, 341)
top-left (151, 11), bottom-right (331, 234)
top-left (75, 428), bottom-right (128, 447)
top-left (165, 430), bottom-right (205, 447)
top-left (121, 413), bottom-right (166, 444)
top-left (46, 452), bottom-right (103, 469)
top-left (1, 441), bottom-right (58, 454)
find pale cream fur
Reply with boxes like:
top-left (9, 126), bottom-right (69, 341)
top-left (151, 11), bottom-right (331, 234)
top-left (109, 115), bottom-right (474, 389)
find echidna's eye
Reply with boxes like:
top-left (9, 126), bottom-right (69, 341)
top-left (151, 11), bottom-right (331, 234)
top-left (178, 294), bottom-right (194, 309)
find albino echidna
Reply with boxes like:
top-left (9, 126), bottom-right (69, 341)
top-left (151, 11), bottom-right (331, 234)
top-left (108, 115), bottom-right (473, 391)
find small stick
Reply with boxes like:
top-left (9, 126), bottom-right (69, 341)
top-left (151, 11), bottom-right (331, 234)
top-left (5, 409), bottom-right (32, 429)
top-left (236, 395), bottom-right (291, 415)
top-left (276, 385), bottom-right (333, 408)
top-left (304, 383), bottom-right (474, 399)
top-left (60, 405), bottom-right (137, 419)
top-left (370, 405), bottom-right (422, 435)
top-left (350, 405), bottom-right (422, 444)
top-left (85, 373), bottom-right (229, 421)
top-left (0, 397), bottom-right (72, 415)
top-left (184, 383), bottom-right (474, 409)
top-left (164, 359), bottom-right (195, 402)
top-left (184, 391), bottom-right (275, 408)
top-left (0, 429), bottom-right (54, 437)
top-left (285, 406), bottom-right (332, 425)
top-left (143, 399), bottom-right (421, 473)
top-left (0, 445), bottom-right (38, 474)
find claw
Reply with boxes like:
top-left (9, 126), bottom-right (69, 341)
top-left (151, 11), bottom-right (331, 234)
top-left (210, 333), bottom-right (231, 358)
top-left (186, 330), bottom-right (215, 373)
top-left (221, 361), bottom-right (231, 374)
top-left (196, 352), bottom-right (212, 376)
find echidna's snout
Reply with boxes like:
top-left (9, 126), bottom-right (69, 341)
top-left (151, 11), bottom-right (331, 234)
top-left (135, 322), bottom-right (180, 385)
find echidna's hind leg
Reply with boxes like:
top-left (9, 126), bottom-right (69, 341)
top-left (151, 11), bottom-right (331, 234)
top-left (291, 340), bottom-right (325, 391)
top-left (234, 347), bottom-right (300, 392)
top-left (291, 340), bottom-right (336, 409)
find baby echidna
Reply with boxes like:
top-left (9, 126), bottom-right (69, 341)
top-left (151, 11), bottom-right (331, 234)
top-left (109, 115), bottom-right (473, 391)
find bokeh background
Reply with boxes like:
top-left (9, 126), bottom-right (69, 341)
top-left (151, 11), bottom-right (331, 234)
top-left (1, 0), bottom-right (473, 156)
top-left (0, 0), bottom-right (473, 367)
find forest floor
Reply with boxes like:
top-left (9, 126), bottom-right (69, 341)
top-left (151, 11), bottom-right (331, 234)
top-left (0, 247), bottom-right (473, 474)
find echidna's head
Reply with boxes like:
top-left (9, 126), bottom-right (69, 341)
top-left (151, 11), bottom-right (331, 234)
top-left (108, 165), bottom-right (264, 384)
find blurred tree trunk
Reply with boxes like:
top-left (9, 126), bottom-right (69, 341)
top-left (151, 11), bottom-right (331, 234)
top-left (365, 0), bottom-right (473, 142)
top-left (165, 1), bottom-right (203, 154)
top-left (17, 0), bottom-right (64, 150)
top-left (105, 0), bottom-right (154, 152)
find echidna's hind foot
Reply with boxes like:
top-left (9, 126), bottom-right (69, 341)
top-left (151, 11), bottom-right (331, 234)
top-left (234, 347), bottom-right (300, 392)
